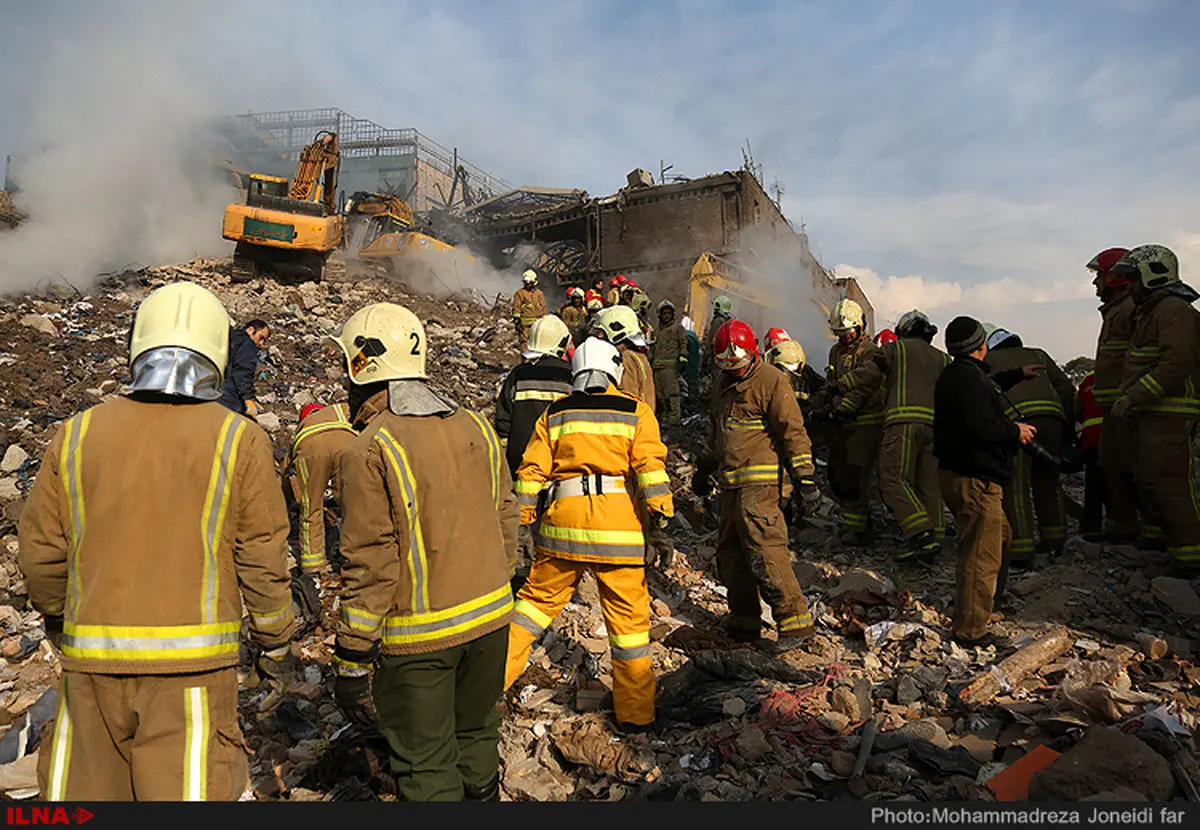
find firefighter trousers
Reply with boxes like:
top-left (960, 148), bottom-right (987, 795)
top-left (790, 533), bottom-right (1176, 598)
top-left (878, 422), bottom-right (944, 541)
top-left (827, 425), bottom-right (880, 535)
top-left (372, 627), bottom-right (507, 802)
top-left (653, 367), bottom-right (682, 425)
top-left (1098, 413), bottom-right (1142, 540)
top-left (1133, 415), bottom-right (1200, 567)
top-left (1002, 417), bottom-right (1064, 561)
top-left (506, 558), bottom-right (654, 726)
top-left (1082, 447), bottom-right (1104, 536)
top-left (939, 472), bottom-right (1012, 642)
top-left (716, 485), bottom-right (815, 639)
top-left (38, 667), bottom-right (246, 801)
top-left (292, 451), bottom-right (340, 573)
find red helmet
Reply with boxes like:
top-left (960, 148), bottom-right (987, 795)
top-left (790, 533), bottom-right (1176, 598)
top-left (610, 277), bottom-right (623, 288)
top-left (764, 327), bottom-right (791, 350)
top-left (713, 319), bottom-right (758, 371)
top-left (874, 328), bottom-right (897, 345)
top-left (300, 403), bottom-right (325, 421)
top-left (1087, 247), bottom-right (1131, 287)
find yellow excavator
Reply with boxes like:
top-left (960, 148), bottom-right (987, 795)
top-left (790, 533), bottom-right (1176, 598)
top-left (222, 130), bottom-right (344, 283)
top-left (343, 190), bottom-right (479, 284)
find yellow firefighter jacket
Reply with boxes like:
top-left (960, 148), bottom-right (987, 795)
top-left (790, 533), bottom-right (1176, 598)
top-left (512, 287), bottom-right (547, 327)
top-left (828, 336), bottom-right (886, 428)
top-left (561, 303), bottom-right (588, 331)
top-left (986, 344), bottom-right (1076, 423)
top-left (514, 384), bottom-right (673, 565)
top-left (334, 391), bottom-right (518, 664)
top-left (619, 347), bottom-right (656, 406)
top-left (1093, 293), bottom-right (1136, 410)
top-left (838, 337), bottom-right (950, 426)
top-left (710, 361), bottom-right (815, 494)
top-left (18, 398), bottom-right (296, 675)
top-left (650, 321), bottom-right (689, 371)
top-left (1120, 289), bottom-right (1200, 418)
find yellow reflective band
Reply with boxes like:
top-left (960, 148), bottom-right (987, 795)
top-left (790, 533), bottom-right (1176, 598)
top-left (47, 677), bottom-right (73, 800)
top-left (722, 464), bottom-right (782, 484)
top-left (514, 390), bottom-right (567, 402)
top-left (1082, 417), bottom-right (1104, 429)
top-left (609, 631), bottom-right (650, 648)
top-left (1129, 347), bottom-right (1160, 357)
top-left (296, 456), bottom-right (313, 565)
top-left (200, 415), bottom-right (247, 626)
top-left (1098, 342), bottom-right (1129, 352)
top-left (1139, 375), bottom-right (1165, 396)
top-left (383, 585), bottom-right (513, 645)
top-left (790, 454), bottom-right (813, 467)
top-left (250, 602), bottom-right (294, 633)
top-left (548, 422), bottom-right (636, 441)
top-left (375, 429), bottom-right (431, 614)
top-left (333, 655), bottom-right (373, 677)
top-left (778, 612), bottom-right (814, 632)
top-left (514, 598), bottom-right (554, 631)
top-left (340, 605), bottom-right (384, 633)
top-left (515, 479), bottom-right (543, 495)
top-left (464, 410), bottom-right (503, 509)
top-left (637, 470), bottom-right (670, 487)
top-left (61, 411), bottom-right (92, 619)
top-left (61, 621), bottom-right (241, 661)
top-left (182, 686), bottom-right (209, 801)
top-left (726, 418), bottom-right (766, 430)
top-left (292, 420), bottom-right (356, 454)
top-left (536, 525), bottom-right (646, 545)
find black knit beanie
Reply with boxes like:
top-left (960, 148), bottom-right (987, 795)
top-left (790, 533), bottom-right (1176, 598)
top-left (945, 316), bottom-right (986, 356)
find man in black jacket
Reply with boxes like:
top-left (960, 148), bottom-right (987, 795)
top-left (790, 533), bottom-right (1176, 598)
top-left (217, 319), bottom-right (270, 417)
top-left (934, 316), bottom-right (1039, 647)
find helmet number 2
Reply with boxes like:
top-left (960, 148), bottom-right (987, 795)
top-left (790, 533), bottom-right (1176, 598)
top-left (410, 332), bottom-right (422, 355)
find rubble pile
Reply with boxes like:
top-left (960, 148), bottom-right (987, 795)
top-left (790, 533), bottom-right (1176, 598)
top-left (0, 254), bottom-right (1196, 802)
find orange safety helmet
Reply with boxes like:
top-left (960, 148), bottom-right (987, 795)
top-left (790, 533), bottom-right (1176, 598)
top-left (713, 319), bottom-right (758, 371)
top-left (763, 327), bottom-right (792, 350)
top-left (874, 328), bottom-right (897, 346)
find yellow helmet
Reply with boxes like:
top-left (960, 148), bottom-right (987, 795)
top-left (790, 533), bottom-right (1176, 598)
top-left (766, 338), bottom-right (806, 374)
top-left (526, 314), bottom-right (571, 357)
top-left (590, 305), bottom-right (647, 348)
top-left (829, 298), bottom-right (865, 331)
top-left (331, 302), bottom-right (428, 384)
top-left (129, 282), bottom-right (231, 378)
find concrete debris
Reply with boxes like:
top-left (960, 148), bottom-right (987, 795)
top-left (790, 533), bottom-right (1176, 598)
top-left (1028, 726), bottom-right (1176, 802)
top-left (0, 254), bottom-right (1197, 801)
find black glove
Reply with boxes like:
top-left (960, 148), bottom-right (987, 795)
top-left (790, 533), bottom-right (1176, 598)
top-left (290, 569), bottom-right (323, 634)
top-left (333, 642), bottom-right (378, 728)
top-left (646, 513), bottom-right (674, 571)
top-left (255, 644), bottom-right (298, 714)
top-left (42, 614), bottom-right (64, 651)
top-left (795, 476), bottom-right (822, 511)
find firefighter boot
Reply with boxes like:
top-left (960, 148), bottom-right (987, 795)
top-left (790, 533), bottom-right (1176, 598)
top-left (897, 529), bottom-right (940, 564)
top-left (463, 773), bottom-right (500, 802)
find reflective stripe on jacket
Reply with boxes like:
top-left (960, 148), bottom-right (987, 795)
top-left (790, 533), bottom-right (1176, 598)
top-left (512, 288), bottom-right (547, 324)
top-left (1121, 290), bottom-right (1200, 418)
top-left (828, 336), bottom-right (886, 427)
top-left (985, 345), bottom-right (1075, 424)
top-left (515, 386), bottom-right (673, 565)
top-left (1076, 373), bottom-right (1103, 452)
top-left (838, 337), bottom-right (950, 426)
top-left (1094, 294), bottom-right (1135, 409)
top-left (493, 355), bottom-right (573, 476)
top-left (335, 392), bottom-right (519, 660)
top-left (288, 402), bottom-right (354, 458)
top-left (619, 348), bottom-right (656, 406)
top-left (17, 398), bottom-right (296, 674)
top-left (650, 321), bottom-right (689, 369)
top-left (710, 362), bottom-right (815, 493)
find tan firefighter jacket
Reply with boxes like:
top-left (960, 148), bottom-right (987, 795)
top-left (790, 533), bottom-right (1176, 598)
top-left (619, 347), bottom-right (656, 406)
top-left (986, 344), bottom-right (1075, 423)
top-left (709, 361), bottom-right (815, 495)
top-left (828, 336), bottom-right (886, 428)
top-left (560, 303), bottom-right (588, 331)
top-left (284, 402), bottom-right (356, 498)
top-left (514, 383), bottom-right (673, 565)
top-left (334, 391), bottom-right (518, 668)
top-left (838, 337), bottom-right (950, 426)
top-left (512, 288), bottom-right (547, 327)
top-left (18, 398), bottom-right (296, 675)
top-left (650, 321), bottom-right (689, 371)
top-left (1093, 293), bottom-right (1135, 410)
top-left (1120, 288), bottom-right (1200, 418)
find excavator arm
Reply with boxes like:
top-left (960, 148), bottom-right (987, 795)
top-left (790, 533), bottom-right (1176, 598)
top-left (289, 131), bottom-right (340, 213)
top-left (686, 252), bottom-right (783, 342)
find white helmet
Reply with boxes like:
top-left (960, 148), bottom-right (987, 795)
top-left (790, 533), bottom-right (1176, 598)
top-left (568, 287), bottom-right (585, 301)
top-left (829, 298), bottom-right (865, 331)
top-left (330, 302), bottom-right (428, 384)
top-left (765, 339), bottom-right (806, 374)
top-left (526, 314), bottom-right (571, 358)
top-left (129, 282), bottom-right (231, 379)
top-left (571, 337), bottom-right (624, 393)
top-left (589, 305), bottom-right (647, 348)
top-left (522, 269), bottom-right (538, 285)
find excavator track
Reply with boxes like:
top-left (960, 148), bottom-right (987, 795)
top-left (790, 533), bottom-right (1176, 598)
top-left (231, 255), bottom-right (256, 284)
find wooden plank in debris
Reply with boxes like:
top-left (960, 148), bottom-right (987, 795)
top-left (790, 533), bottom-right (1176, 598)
top-left (958, 626), bottom-right (1073, 705)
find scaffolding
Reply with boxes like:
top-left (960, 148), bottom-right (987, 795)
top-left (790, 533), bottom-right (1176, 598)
top-left (215, 108), bottom-right (510, 211)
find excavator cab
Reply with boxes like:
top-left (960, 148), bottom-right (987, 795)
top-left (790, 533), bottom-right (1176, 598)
top-left (247, 174), bottom-right (289, 202)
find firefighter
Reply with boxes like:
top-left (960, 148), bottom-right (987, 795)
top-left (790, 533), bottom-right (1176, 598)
top-left (586, 278), bottom-right (606, 307)
top-left (19, 282), bottom-right (298, 801)
top-left (631, 289), bottom-right (655, 342)
top-left (983, 326), bottom-right (1075, 562)
top-left (606, 275), bottom-right (626, 307)
top-left (494, 315), bottom-right (574, 589)
top-left (692, 320), bottom-right (820, 649)
top-left (764, 337), bottom-right (826, 421)
top-left (650, 299), bottom-right (688, 425)
top-left (284, 401), bottom-right (357, 575)
top-left (589, 305), bottom-right (656, 406)
top-left (512, 269), bottom-right (547, 341)
top-left (704, 296), bottom-right (734, 374)
top-left (822, 299), bottom-right (885, 546)
top-left (1075, 372), bottom-right (1105, 537)
top-left (763, 327), bottom-right (792, 352)
top-left (560, 287), bottom-right (588, 332)
top-left (875, 328), bottom-right (897, 347)
top-left (1087, 246), bottom-right (1141, 544)
top-left (505, 337), bottom-right (674, 733)
top-left (836, 310), bottom-right (950, 562)
top-left (329, 302), bottom-right (518, 802)
top-left (1109, 244), bottom-right (1200, 573)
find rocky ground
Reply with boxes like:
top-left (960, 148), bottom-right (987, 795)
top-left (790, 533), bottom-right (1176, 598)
top-left (0, 254), bottom-right (1197, 802)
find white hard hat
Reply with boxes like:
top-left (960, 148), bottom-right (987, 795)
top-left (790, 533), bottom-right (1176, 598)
top-left (522, 269), bottom-right (538, 284)
top-left (589, 305), bottom-right (647, 348)
top-left (571, 336), bottom-right (624, 392)
top-left (330, 302), bottom-right (428, 384)
top-left (829, 299), bottom-right (865, 331)
top-left (526, 314), bottom-right (571, 358)
top-left (129, 282), bottom-right (231, 381)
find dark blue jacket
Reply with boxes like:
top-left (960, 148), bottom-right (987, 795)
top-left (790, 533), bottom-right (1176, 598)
top-left (217, 328), bottom-right (260, 414)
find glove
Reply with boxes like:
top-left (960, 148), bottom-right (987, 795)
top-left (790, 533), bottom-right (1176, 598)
top-left (691, 471), bottom-right (713, 498)
top-left (333, 642), bottom-right (379, 728)
top-left (42, 614), bottom-right (64, 651)
top-left (255, 644), bottom-right (298, 714)
top-left (795, 477), bottom-right (822, 511)
top-left (646, 513), bottom-right (674, 571)
top-left (244, 399), bottom-right (260, 418)
top-left (510, 566), bottom-right (530, 596)
top-left (1109, 396), bottom-right (1134, 419)
top-left (290, 569), bottom-right (323, 634)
